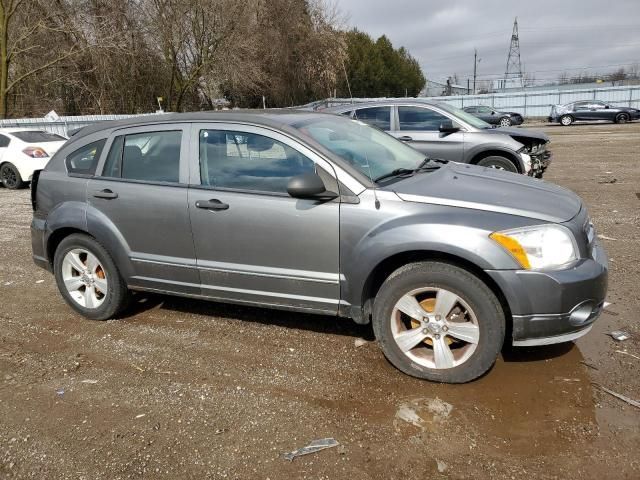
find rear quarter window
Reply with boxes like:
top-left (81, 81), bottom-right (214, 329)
top-left (65, 139), bottom-right (106, 176)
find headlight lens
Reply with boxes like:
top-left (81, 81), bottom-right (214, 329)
top-left (490, 225), bottom-right (578, 270)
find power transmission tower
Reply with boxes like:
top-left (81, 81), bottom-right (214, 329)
top-left (503, 17), bottom-right (524, 90)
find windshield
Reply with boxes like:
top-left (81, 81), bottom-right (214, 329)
top-left (11, 130), bottom-right (66, 143)
top-left (293, 116), bottom-right (427, 182)
top-left (436, 103), bottom-right (493, 129)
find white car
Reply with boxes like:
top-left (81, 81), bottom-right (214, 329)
top-left (0, 129), bottom-right (67, 189)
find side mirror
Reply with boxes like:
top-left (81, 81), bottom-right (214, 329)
top-left (287, 172), bottom-right (337, 200)
top-left (491, 110), bottom-right (497, 115)
top-left (439, 121), bottom-right (460, 134)
top-left (605, 105), bottom-right (610, 109)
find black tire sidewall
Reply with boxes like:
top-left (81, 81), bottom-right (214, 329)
top-left (1, 163), bottom-right (24, 189)
top-left (477, 156), bottom-right (518, 173)
top-left (615, 113), bottom-right (628, 124)
top-left (560, 115), bottom-right (573, 126)
top-left (372, 262), bottom-right (505, 383)
top-left (53, 234), bottom-right (128, 320)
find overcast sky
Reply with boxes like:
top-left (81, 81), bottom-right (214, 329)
top-left (338, 0), bottom-right (640, 85)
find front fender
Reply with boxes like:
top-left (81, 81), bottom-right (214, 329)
top-left (340, 207), bottom-right (524, 310)
top-left (465, 143), bottom-right (525, 172)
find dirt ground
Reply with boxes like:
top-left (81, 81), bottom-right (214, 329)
top-left (1, 122), bottom-right (639, 479)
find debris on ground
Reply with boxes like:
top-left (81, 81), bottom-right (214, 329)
top-left (35, 280), bottom-right (44, 284)
top-left (354, 338), bottom-right (369, 348)
top-left (395, 397), bottom-right (453, 431)
top-left (436, 459), bottom-right (448, 473)
top-left (598, 234), bottom-right (617, 241)
top-left (3, 281), bottom-right (13, 286)
top-left (55, 388), bottom-right (64, 397)
top-left (596, 175), bottom-right (617, 184)
top-left (595, 385), bottom-right (640, 409)
top-left (282, 438), bottom-right (339, 461)
top-left (615, 350), bottom-right (640, 360)
top-left (80, 379), bottom-right (98, 384)
top-left (214, 428), bottom-right (227, 435)
top-left (607, 330), bottom-right (630, 341)
top-left (135, 414), bottom-right (146, 419)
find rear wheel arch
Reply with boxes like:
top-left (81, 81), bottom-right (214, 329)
top-left (47, 227), bottom-right (90, 267)
top-left (359, 250), bottom-right (512, 331)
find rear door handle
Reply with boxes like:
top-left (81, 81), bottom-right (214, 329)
top-left (93, 189), bottom-right (118, 199)
top-left (398, 136), bottom-right (413, 141)
top-left (195, 199), bottom-right (229, 211)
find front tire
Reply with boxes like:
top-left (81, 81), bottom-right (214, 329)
top-left (560, 114), bottom-right (573, 126)
top-left (476, 156), bottom-right (518, 173)
top-left (0, 163), bottom-right (24, 189)
top-left (372, 262), bottom-right (505, 383)
top-left (53, 233), bottom-right (130, 320)
top-left (499, 116), bottom-right (512, 127)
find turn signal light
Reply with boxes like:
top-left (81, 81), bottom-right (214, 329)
top-left (489, 232), bottom-right (531, 270)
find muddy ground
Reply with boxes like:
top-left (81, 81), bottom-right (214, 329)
top-left (0, 122), bottom-right (639, 479)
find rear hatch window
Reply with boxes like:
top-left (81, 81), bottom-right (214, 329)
top-left (11, 131), bottom-right (66, 143)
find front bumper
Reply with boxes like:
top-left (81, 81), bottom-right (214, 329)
top-left (486, 242), bottom-right (608, 346)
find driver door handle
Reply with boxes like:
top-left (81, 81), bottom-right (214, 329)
top-left (398, 136), bottom-right (413, 141)
top-left (195, 198), bottom-right (229, 211)
top-left (92, 189), bottom-right (118, 199)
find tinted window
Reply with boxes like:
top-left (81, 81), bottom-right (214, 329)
top-left (106, 131), bottom-right (181, 183)
top-left (199, 130), bottom-right (315, 194)
top-left (398, 106), bottom-right (449, 131)
top-left (0, 134), bottom-right (10, 147)
top-left (353, 107), bottom-right (391, 130)
top-left (339, 110), bottom-right (353, 117)
top-left (11, 131), bottom-right (66, 142)
top-left (66, 140), bottom-right (106, 175)
top-left (478, 106), bottom-right (493, 113)
top-left (464, 107), bottom-right (477, 112)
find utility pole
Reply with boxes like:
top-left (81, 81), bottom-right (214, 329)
top-left (504, 17), bottom-right (524, 90)
top-left (473, 49), bottom-right (478, 94)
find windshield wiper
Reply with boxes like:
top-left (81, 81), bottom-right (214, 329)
top-left (374, 168), bottom-right (415, 183)
top-left (374, 158), bottom-right (444, 183)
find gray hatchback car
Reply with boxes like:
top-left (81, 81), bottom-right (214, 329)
top-left (31, 111), bottom-right (607, 383)
top-left (324, 100), bottom-right (551, 178)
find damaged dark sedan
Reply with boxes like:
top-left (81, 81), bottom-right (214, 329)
top-left (324, 100), bottom-right (551, 178)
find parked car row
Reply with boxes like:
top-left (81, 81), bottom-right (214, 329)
top-left (29, 110), bottom-right (608, 383)
top-left (324, 100), bottom-right (551, 177)
top-left (0, 129), bottom-right (67, 189)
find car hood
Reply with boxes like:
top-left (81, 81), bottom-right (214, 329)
top-left (482, 126), bottom-right (549, 142)
top-left (388, 162), bottom-right (582, 223)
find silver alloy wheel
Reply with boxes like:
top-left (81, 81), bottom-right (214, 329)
top-left (560, 115), bottom-right (572, 126)
top-left (61, 248), bottom-right (108, 309)
top-left (390, 287), bottom-right (480, 369)
top-left (499, 117), bottom-right (511, 127)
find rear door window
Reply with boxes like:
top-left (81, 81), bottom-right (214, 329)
top-left (353, 107), bottom-right (391, 130)
top-left (398, 106), bottom-right (449, 131)
top-left (101, 131), bottom-right (182, 183)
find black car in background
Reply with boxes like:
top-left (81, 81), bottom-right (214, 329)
top-left (463, 106), bottom-right (524, 127)
top-left (549, 100), bottom-right (640, 126)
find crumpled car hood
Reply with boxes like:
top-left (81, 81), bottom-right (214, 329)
top-left (482, 126), bottom-right (549, 142)
top-left (389, 162), bottom-right (581, 223)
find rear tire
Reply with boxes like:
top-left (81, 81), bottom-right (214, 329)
top-left (476, 156), bottom-right (518, 173)
top-left (372, 262), bottom-right (505, 383)
top-left (0, 163), bottom-right (24, 189)
top-left (614, 113), bottom-right (629, 124)
top-left (53, 233), bottom-right (130, 320)
top-left (560, 115), bottom-right (573, 126)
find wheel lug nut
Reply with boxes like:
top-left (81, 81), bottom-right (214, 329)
top-left (424, 317), bottom-right (429, 323)
top-left (435, 334), bottom-right (441, 339)
top-left (443, 326), bottom-right (449, 332)
top-left (422, 328), bottom-right (429, 334)
top-left (435, 315), bottom-right (441, 321)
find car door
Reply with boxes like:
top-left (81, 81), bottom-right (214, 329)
top-left (572, 102), bottom-right (593, 120)
top-left (390, 105), bottom-right (465, 162)
top-left (0, 134), bottom-right (10, 161)
top-left (590, 102), bottom-right (617, 121)
top-left (87, 124), bottom-right (199, 295)
top-left (188, 124), bottom-right (341, 314)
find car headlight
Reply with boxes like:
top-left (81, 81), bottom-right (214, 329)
top-left (490, 225), bottom-right (578, 270)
